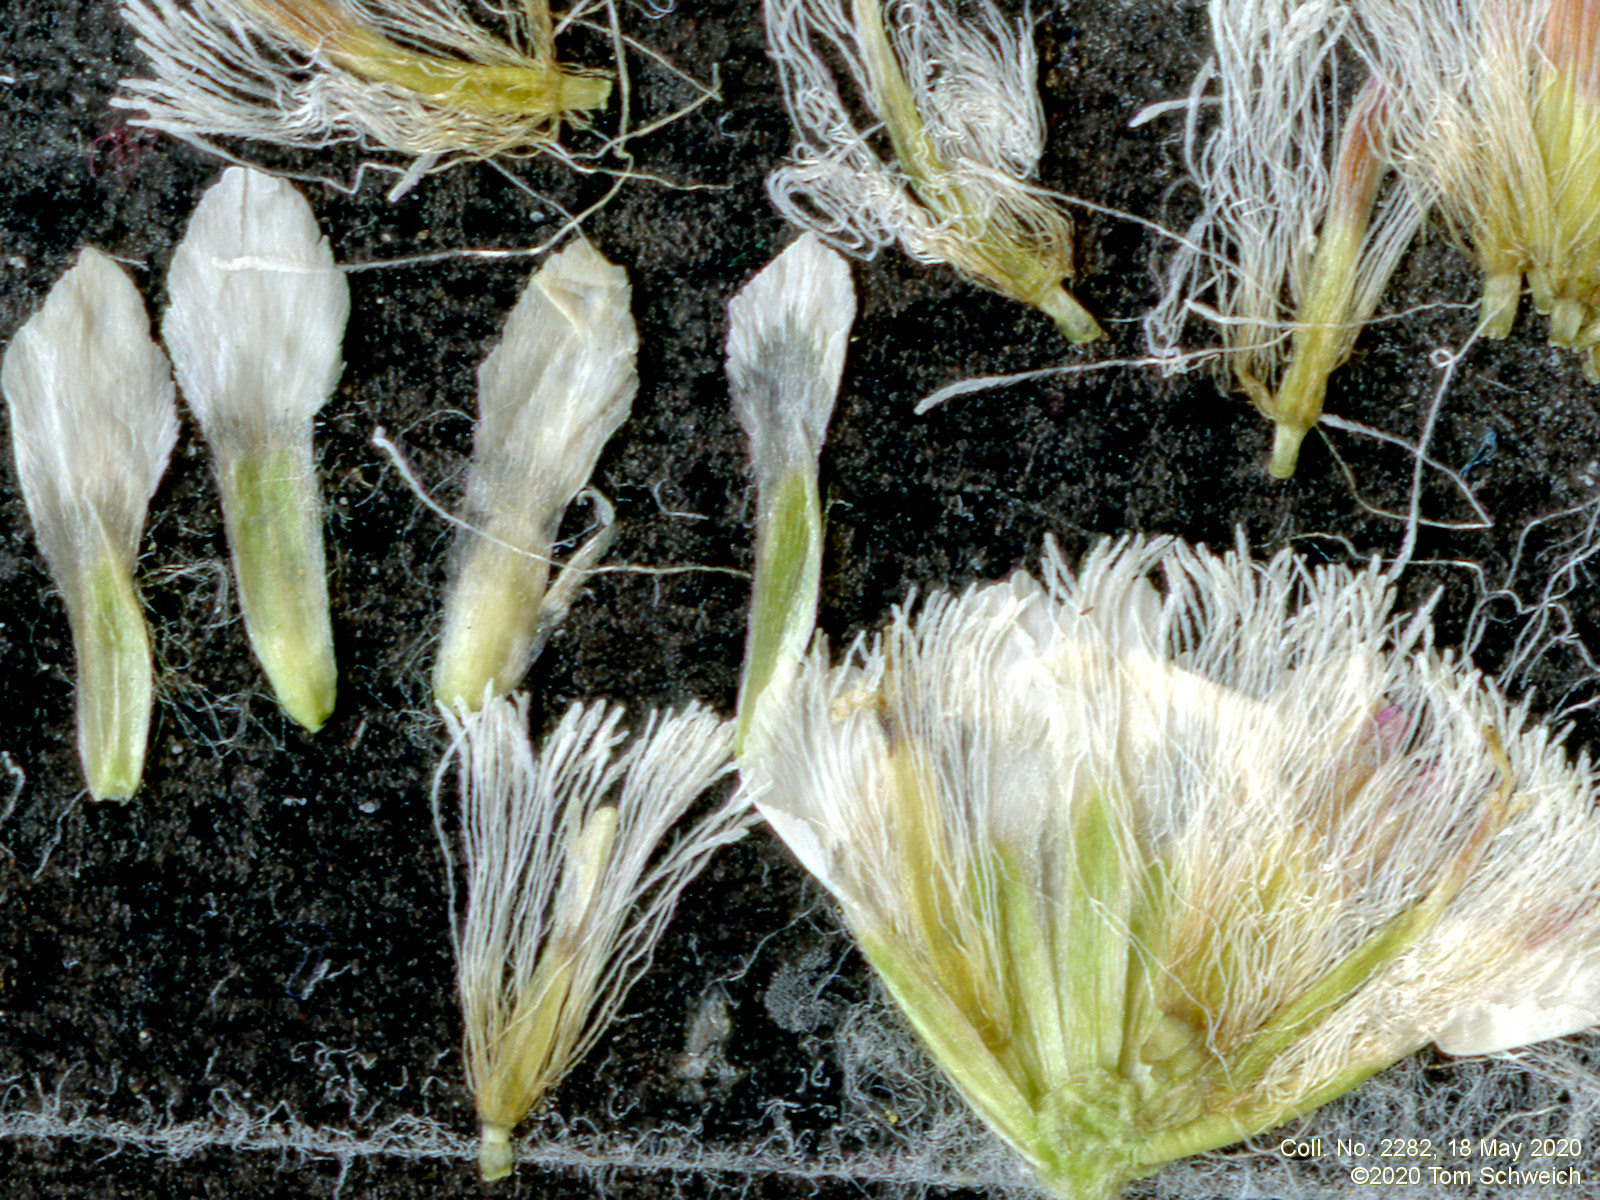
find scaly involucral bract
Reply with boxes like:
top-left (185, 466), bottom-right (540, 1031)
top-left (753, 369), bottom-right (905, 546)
top-left (726, 234), bottom-right (855, 748)
top-left (432, 239), bottom-right (636, 711)
top-left (165, 166), bottom-right (349, 731)
top-left (1, 249), bottom-right (179, 800)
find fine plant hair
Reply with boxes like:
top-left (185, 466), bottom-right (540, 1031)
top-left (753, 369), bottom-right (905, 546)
top-left (164, 166), bottom-right (350, 732)
top-left (6, 1038), bottom-right (1600, 1195)
top-left (432, 238), bottom-right (637, 710)
top-left (765, 0), bottom-right (1103, 342)
top-left (1355, 0), bottom-right (1546, 321)
top-left (0, 248), bottom-right (180, 801)
top-left (1147, 0), bottom-right (1427, 475)
top-left (115, 0), bottom-right (614, 167)
top-left (436, 693), bottom-right (753, 1179)
top-left (726, 233), bottom-right (855, 746)
top-left (743, 533), bottom-right (1600, 1198)
top-left (1358, 0), bottom-right (1600, 376)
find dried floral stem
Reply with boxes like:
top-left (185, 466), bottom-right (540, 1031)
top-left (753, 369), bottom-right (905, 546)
top-left (246, 0), bottom-right (610, 120)
top-left (1263, 78), bottom-right (1391, 478)
top-left (118, 0), bottom-right (613, 162)
top-left (1148, 0), bottom-right (1426, 476)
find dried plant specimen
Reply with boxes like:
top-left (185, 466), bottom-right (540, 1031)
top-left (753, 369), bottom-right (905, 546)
top-left (2, 249), bottom-right (179, 799)
top-left (767, 0), bottom-right (1102, 343)
top-left (165, 166), bottom-right (349, 730)
top-left (433, 238), bottom-right (636, 711)
top-left (439, 693), bottom-right (750, 1178)
top-left (1148, 0), bottom-right (1425, 476)
top-left (1361, 0), bottom-right (1600, 378)
top-left (116, 0), bottom-right (613, 165)
top-left (745, 536), bottom-right (1600, 1199)
top-left (726, 234), bottom-right (855, 747)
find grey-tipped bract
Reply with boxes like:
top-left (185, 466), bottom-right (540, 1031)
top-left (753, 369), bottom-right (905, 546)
top-left (165, 165), bottom-right (349, 731)
top-left (727, 235), bottom-right (854, 748)
top-left (2, 248), bottom-right (180, 800)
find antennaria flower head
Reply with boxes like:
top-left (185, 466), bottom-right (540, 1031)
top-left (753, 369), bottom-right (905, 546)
top-left (433, 238), bottom-right (637, 711)
top-left (438, 693), bottom-right (751, 1180)
top-left (114, 0), bottom-right (612, 165)
top-left (1148, 0), bottom-right (1426, 477)
top-left (766, 0), bottom-right (1102, 343)
top-left (2, 249), bottom-right (179, 801)
top-left (727, 234), bottom-right (855, 748)
top-left (165, 166), bottom-right (350, 732)
top-left (743, 536), bottom-right (1600, 1200)
top-left (1359, 0), bottom-right (1600, 378)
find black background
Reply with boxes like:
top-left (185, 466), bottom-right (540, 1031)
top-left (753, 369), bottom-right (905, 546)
top-left (4, 1), bottom-right (1600, 1196)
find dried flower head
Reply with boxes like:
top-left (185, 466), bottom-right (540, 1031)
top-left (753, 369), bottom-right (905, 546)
top-left (743, 536), bottom-right (1600, 1200)
top-left (438, 693), bottom-right (751, 1179)
top-left (432, 238), bottom-right (637, 711)
top-left (766, 0), bottom-right (1101, 342)
top-left (2, 249), bottom-right (179, 801)
top-left (1148, 0), bottom-right (1426, 476)
top-left (1360, 0), bottom-right (1600, 379)
top-left (165, 166), bottom-right (350, 731)
top-left (115, 0), bottom-right (612, 165)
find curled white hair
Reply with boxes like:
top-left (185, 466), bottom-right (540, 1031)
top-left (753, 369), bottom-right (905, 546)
top-left (1357, 0), bottom-right (1600, 377)
top-left (766, 0), bottom-right (1102, 342)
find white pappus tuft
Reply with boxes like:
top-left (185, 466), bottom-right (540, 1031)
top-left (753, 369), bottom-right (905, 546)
top-left (114, 0), bottom-right (613, 167)
top-left (437, 692), bottom-right (752, 1180)
top-left (765, 0), bottom-right (1102, 342)
top-left (1357, 0), bottom-right (1600, 377)
top-left (433, 238), bottom-right (637, 711)
top-left (165, 165), bottom-right (350, 732)
top-left (726, 234), bottom-right (855, 745)
top-left (1, 248), bottom-right (180, 800)
top-left (1146, 0), bottom-right (1427, 476)
top-left (743, 534), bottom-right (1600, 1200)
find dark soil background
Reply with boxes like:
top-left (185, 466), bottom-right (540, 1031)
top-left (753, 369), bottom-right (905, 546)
top-left (4, 0), bottom-right (1600, 1197)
